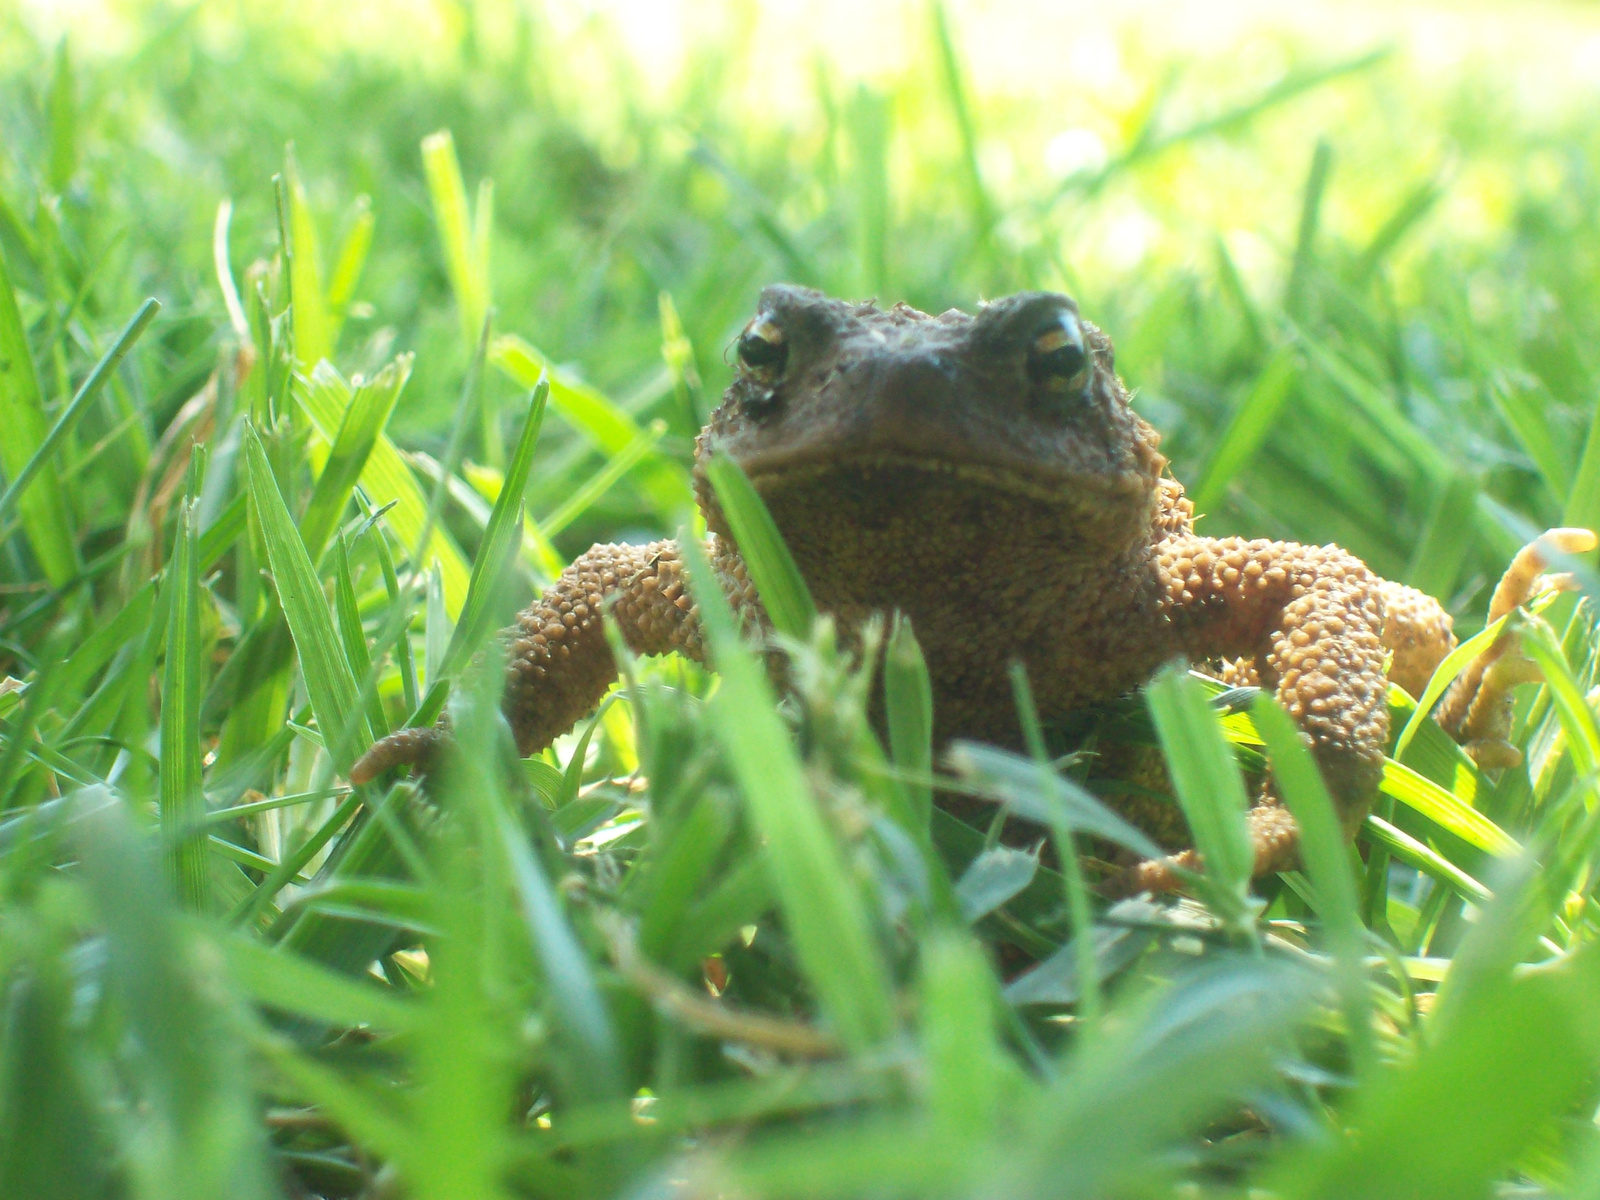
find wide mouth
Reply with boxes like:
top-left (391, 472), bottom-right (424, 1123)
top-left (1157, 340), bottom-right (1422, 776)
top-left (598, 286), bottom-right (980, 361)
top-left (736, 449), bottom-right (1148, 507)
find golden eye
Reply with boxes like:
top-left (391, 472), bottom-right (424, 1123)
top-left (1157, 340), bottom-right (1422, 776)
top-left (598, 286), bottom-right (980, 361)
top-left (736, 317), bottom-right (787, 378)
top-left (1027, 312), bottom-right (1090, 391)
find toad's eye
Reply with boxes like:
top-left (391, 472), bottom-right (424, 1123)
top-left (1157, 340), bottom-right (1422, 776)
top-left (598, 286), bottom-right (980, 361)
top-left (1026, 312), bottom-right (1090, 392)
top-left (736, 317), bottom-right (787, 379)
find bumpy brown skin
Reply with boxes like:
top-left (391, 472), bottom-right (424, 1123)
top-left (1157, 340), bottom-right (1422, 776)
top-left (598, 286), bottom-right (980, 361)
top-left (352, 286), bottom-right (1466, 888)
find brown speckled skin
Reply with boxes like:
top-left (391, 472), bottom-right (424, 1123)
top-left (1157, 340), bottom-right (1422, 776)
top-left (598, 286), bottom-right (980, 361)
top-left (352, 286), bottom-right (1464, 886)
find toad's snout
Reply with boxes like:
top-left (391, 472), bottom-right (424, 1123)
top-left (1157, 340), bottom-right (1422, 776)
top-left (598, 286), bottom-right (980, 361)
top-left (835, 347), bottom-right (976, 447)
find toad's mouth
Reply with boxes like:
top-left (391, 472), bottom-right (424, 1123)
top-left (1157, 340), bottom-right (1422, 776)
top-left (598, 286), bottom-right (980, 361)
top-left (735, 450), bottom-right (1149, 508)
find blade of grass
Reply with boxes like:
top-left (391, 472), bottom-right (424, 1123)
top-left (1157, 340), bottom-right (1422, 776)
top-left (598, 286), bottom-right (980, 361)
top-left (1048, 48), bottom-right (1390, 207)
top-left (421, 130), bottom-right (490, 356)
top-left (920, 930), bottom-right (1001, 1147)
top-left (459, 461), bottom-right (564, 581)
top-left (680, 531), bottom-right (896, 1052)
top-left (1488, 373), bottom-right (1570, 504)
top-left (1565, 387), bottom-right (1600, 531)
top-left (491, 332), bottom-right (693, 518)
top-left (537, 418), bottom-right (664, 539)
top-left (160, 464), bottom-right (208, 911)
top-left (1393, 612), bottom-right (1512, 760)
top-left (230, 791), bottom-right (361, 928)
top-left (324, 195), bottom-right (374, 347)
top-left (77, 793), bottom-right (276, 1199)
top-left (1363, 814), bottom-right (1491, 904)
top-left (848, 84), bottom-right (892, 296)
top-left (703, 454), bottom-right (817, 639)
top-left (1009, 661), bottom-right (1100, 1032)
top-left (1404, 470), bottom-right (1478, 600)
top-left (0, 297), bottom-right (158, 535)
top-left (360, 502), bottom-right (420, 715)
top-left (439, 379), bottom-right (549, 679)
top-left (220, 932), bottom-right (418, 1033)
top-left (1191, 346), bottom-right (1298, 514)
top-left (294, 359), bottom-right (472, 617)
top-left (297, 361), bottom-right (405, 563)
top-left (243, 424), bottom-right (370, 773)
top-left (1252, 694), bottom-right (1371, 1076)
top-left (0, 243), bottom-right (79, 587)
top-left (213, 199), bottom-right (249, 342)
top-left (884, 614), bottom-right (934, 829)
top-left (1516, 612), bottom-right (1600, 782)
top-left (1145, 663), bottom-right (1256, 930)
top-left (45, 38), bottom-right (77, 191)
top-left (422, 130), bottom-right (499, 469)
top-left (500, 800), bottom-right (624, 1102)
top-left (1380, 760), bottom-right (1519, 857)
top-left (1354, 173), bottom-right (1444, 280)
top-left (928, 0), bottom-right (997, 268)
top-left (1284, 139), bottom-right (1333, 318)
top-left (285, 150), bottom-right (331, 370)
top-left (333, 532), bottom-right (387, 740)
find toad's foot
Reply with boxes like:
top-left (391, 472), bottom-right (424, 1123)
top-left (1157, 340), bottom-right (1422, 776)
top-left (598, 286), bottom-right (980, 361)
top-left (1104, 804), bottom-right (1299, 898)
top-left (1435, 527), bottom-right (1597, 769)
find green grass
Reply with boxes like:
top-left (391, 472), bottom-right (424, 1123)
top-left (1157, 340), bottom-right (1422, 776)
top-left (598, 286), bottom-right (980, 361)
top-left (6, 2), bottom-right (1600, 1196)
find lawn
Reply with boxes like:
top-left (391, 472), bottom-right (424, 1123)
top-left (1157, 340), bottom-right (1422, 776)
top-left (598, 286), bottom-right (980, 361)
top-left (5, 1), bottom-right (1600, 1196)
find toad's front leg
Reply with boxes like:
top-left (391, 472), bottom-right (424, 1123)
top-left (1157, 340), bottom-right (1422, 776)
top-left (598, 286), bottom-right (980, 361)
top-left (1123, 536), bottom-right (1391, 891)
top-left (350, 539), bottom-right (759, 784)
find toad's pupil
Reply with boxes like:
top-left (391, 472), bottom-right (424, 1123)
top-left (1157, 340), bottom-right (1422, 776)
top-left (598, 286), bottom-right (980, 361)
top-left (738, 327), bottom-right (787, 373)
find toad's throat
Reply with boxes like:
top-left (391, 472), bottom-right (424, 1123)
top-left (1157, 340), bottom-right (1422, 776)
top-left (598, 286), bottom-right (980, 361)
top-left (736, 458), bottom-right (1151, 613)
top-left (740, 451), bottom-right (1146, 508)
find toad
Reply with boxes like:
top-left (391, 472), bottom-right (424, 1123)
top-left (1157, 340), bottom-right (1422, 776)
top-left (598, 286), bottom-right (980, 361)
top-left (352, 285), bottom-right (1592, 889)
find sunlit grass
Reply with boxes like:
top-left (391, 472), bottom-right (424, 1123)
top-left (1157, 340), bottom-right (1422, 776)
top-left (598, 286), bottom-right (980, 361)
top-left (5, 1), bottom-right (1600, 1196)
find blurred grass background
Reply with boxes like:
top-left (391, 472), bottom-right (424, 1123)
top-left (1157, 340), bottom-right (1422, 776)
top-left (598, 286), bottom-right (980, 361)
top-left (9, 1), bottom-right (1600, 1197)
top-left (12, 0), bottom-right (1600, 587)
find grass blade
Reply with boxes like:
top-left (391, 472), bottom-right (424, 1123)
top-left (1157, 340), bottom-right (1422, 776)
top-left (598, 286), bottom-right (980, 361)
top-left (285, 150), bottom-right (331, 370)
top-left (295, 359), bottom-right (472, 616)
top-left (703, 454), bottom-right (816, 639)
top-left (1380, 760), bottom-right (1519, 856)
top-left (1252, 694), bottom-right (1371, 1074)
top-left (297, 360), bottom-right (405, 562)
top-left (160, 468), bottom-right (208, 911)
top-left (243, 424), bottom-right (370, 773)
top-left (440, 378), bottom-right (549, 679)
top-left (1284, 138), bottom-right (1333, 317)
top-left (537, 418), bottom-right (664, 539)
top-left (920, 931), bottom-right (1001, 1146)
top-left (1191, 346), bottom-right (1298, 514)
top-left (325, 194), bottom-right (374, 345)
top-left (333, 532), bottom-right (387, 739)
top-left (1145, 663), bottom-right (1256, 928)
top-left (1271, 941), bottom-right (1600, 1200)
top-left (1566, 382), bottom-right (1600, 531)
top-left (421, 130), bottom-right (489, 353)
top-left (0, 297), bottom-right (158, 535)
top-left (928, 0), bottom-right (996, 262)
top-left (680, 531), bottom-right (896, 1052)
top-left (77, 793), bottom-right (276, 1199)
top-left (1516, 612), bottom-right (1600, 780)
top-left (1489, 373), bottom-right (1570, 504)
top-left (491, 332), bottom-right (693, 517)
top-left (884, 614), bottom-right (934, 827)
top-left (0, 243), bottom-right (79, 587)
top-left (221, 932), bottom-right (418, 1032)
top-left (1393, 613), bottom-right (1511, 758)
top-left (1404, 471), bottom-right (1478, 600)
top-left (1363, 814), bottom-right (1491, 903)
